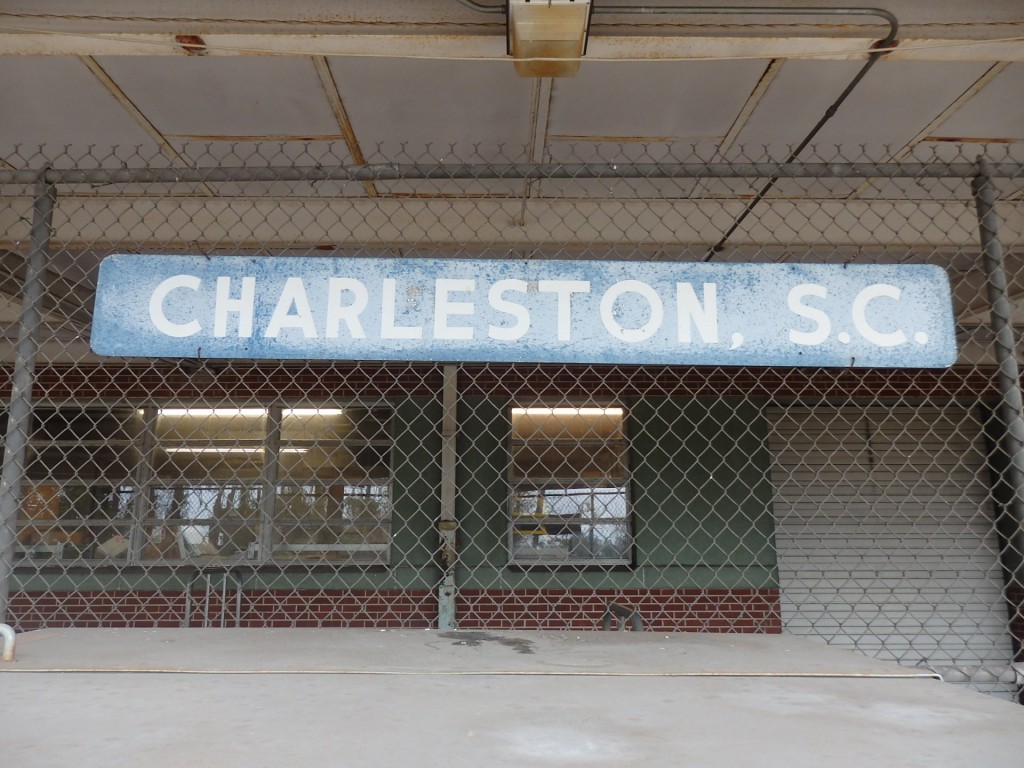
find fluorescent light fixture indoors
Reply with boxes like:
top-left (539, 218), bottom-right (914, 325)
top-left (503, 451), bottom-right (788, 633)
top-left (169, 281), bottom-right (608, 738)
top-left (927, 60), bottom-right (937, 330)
top-left (156, 407), bottom-right (343, 418)
top-left (512, 407), bottom-right (623, 417)
top-left (158, 408), bottom-right (267, 418)
top-left (163, 447), bottom-right (309, 454)
top-left (508, 0), bottom-right (592, 78)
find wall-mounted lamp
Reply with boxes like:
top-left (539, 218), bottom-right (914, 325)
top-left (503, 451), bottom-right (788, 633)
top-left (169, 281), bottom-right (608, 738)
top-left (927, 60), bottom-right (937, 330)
top-left (507, 0), bottom-right (592, 78)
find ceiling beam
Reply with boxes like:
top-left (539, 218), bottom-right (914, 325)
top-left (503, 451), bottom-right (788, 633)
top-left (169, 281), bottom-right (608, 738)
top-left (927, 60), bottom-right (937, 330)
top-left (79, 56), bottom-right (216, 196)
top-left (717, 57), bottom-right (784, 157)
top-left (520, 76), bottom-right (553, 215)
top-left (2, 31), bottom-right (1023, 62)
top-left (846, 61), bottom-right (1013, 200)
top-left (312, 56), bottom-right (378, 198)
top-left (79, 56), bottom-right (185, 164)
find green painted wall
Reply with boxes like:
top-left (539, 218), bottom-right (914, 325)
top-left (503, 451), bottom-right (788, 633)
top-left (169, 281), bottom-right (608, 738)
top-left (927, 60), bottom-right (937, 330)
top-left (455, 396), bottom-right (778, 590)
top-left (629, 397), bottom-right (778, 587)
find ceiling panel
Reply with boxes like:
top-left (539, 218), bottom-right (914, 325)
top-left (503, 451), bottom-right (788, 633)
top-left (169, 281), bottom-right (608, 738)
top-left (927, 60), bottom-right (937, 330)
top-left (327, 58), bottom-right (533, 196)
top-left (0, 57), bottom-right (161, 160)
top-left (728, 59), bottom-right (991, 200)
top-left (96, 56), bottom-right (341, 138)
top-left (547, 60), bottom-right (768, 141)
top-left (725, 60), bottom-right (868, 159)
top-left (809, 60), bottom-right (993, 152)
top-left (330, 58), bottom-right (534, 157)
top-left (932, 63), bottom-right (1024, 140)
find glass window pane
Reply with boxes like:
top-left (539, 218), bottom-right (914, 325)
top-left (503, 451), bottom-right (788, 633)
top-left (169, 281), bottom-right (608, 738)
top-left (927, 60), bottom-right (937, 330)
top-left (19, 406), bottom-right (140, 562)
top-left (155, 407), bottom-right (267, 442)
top-left (154, 407), bottom-right (268, 482)
top-left (511, 522), bottom-right (631, 563)
top-left (273, 405), bottom-right (393, 563)
top-left (143, 486), bottom-right (260, 560)
top-left (273, 483), bottom-right (390, 564)
top-left (280, 407), bottom-right (390, 442)
top-left (16, 484), bottom-right (134, 562)
top-left (278, 445), bottom-right (390, 483)
top-left (509, 406), bottom-right (631, 565)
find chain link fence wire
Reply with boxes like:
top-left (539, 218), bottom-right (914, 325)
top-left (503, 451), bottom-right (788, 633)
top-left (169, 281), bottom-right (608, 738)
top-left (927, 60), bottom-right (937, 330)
top-left (1, 142), bottom-right (1023, 699)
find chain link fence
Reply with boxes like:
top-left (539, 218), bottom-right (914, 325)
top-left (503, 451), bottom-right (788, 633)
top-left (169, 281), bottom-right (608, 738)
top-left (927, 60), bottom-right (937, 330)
top-left (1, 142), bottom-right (1022, 699)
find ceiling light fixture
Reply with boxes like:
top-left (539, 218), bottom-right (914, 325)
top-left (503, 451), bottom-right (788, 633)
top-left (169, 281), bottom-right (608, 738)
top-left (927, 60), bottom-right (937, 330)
top-left (507, 0), bottom-right (593, 78)
top-left (158, 408), bottom-right (267, 418)
top-left (512, 407), bottom-right (623, 417)
top-left (163, 447), bottom-right (309, 454)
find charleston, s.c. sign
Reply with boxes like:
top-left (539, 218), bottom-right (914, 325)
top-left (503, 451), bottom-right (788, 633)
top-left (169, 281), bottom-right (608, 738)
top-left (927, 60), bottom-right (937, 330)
top-left (90, 255), bottom-right (957, 368)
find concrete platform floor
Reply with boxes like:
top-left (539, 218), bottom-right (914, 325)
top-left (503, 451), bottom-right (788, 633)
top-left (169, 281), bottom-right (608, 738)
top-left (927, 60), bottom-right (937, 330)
top-left (2, 629), bottom-right (1023, 767)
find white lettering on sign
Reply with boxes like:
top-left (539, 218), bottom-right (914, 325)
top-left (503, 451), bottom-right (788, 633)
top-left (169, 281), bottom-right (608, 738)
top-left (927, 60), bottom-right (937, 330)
top-left (214, 276), bottom-right (255, 338)
top-left (677, 283), bottom-right (718, 344)
top-left (149, 274), bottom-right (201, 338)
top-left (434, 279), bottom-right (476, 340)
top-left (852, 284), bottom-right (907, 347)
top-left (538, 280), bottom-right (590, 341)
top-left (264, 277), bottom-right (317, 339)
top-left (325, 277), bottom-right (368, 339)
top-left (788, 284), bottom-right (831, 346)
top-left (381, 278), bottom-right (422, 340)
top-left (487, 279), bottom-right (531, 341)
top-left (600, 280), bottom-right (664, 343)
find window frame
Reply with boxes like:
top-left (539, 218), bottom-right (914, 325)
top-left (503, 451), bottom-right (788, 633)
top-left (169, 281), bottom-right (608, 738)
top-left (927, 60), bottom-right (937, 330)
top-left (13, 400), bottom-right (395, 568)
top-left (506, 403), bottom-right (633, 567)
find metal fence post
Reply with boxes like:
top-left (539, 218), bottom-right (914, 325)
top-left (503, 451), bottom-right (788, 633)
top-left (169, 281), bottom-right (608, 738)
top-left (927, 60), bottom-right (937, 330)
top-left (0, 174), bottom-right (56, 624)
top-left (438, 364), bottom-right (459, 629)
top-left (972, 158), bottom-right (1024, 594)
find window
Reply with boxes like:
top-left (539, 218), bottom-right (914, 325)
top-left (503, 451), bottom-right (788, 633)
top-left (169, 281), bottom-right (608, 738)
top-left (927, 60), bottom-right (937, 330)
top-left (17, 407), bottom-right (140, 562)
top-left (273, 407), bottom-right (391, 564)
top-left (15, 404), bottom-right (393, 566)
top-left (509, 406), bottom-right (631, 565)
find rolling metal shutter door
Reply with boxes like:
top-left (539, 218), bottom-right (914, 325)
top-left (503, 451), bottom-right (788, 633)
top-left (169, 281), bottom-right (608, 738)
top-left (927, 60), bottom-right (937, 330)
top-left (769, 405), bottom-right (1017, 698)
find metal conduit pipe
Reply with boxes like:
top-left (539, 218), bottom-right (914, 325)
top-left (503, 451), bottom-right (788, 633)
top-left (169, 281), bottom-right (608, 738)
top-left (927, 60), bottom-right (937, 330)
top-left (458, 0), bottom-right (897, 33)
top-left (9, 162), bottom-right (1024, 188)
top-left (0, 622), bottom-right (15, 661)
top-left (456, 0), bottom-right (505, 13)
top-left (702, 8), bottom-right (898, 259)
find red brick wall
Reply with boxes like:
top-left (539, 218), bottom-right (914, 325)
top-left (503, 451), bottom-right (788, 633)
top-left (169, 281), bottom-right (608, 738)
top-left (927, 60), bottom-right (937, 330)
top-left (7, 590), bottom-right (436, 630)
top-left (458, 589), bottom-right (781, 632)
top-left (9, 588), bottom-right (780, 633)
top-left (0, 362), bottom-right (999, 403)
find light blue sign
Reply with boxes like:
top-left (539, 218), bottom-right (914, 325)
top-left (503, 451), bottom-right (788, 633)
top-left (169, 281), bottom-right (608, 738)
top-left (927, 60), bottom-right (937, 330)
top-left (90, 255), bottom-right (957, 368)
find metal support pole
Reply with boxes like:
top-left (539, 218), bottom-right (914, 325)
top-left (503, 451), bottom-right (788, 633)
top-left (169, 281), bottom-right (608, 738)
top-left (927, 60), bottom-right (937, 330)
top-left (0, 176), bottom-right (56, 624)
top-left (437, 365), bottom-right (459, 630)
top-left (972, 158), bottom-right (1024, 585)
top-left (258, 405), bottom-right (283, 565)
